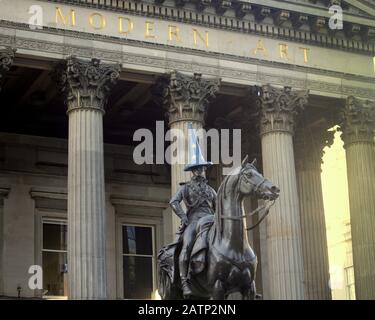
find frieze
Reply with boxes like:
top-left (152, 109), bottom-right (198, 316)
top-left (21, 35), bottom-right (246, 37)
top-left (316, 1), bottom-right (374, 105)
top-left (36, 0), bottom-right (375, 46)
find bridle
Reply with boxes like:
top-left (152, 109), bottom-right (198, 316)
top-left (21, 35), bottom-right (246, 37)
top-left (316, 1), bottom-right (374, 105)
top-left (220, 199), bottom-right (275, 230)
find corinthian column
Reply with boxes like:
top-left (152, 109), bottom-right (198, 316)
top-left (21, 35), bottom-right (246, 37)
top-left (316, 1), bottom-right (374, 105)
top-left (57, 57), bottom-right (120, 299)
top-left (0, 47), bottom-right (16, 91)
top-left (339, 96), bottom-right (375, 300)
top-left (294, 126), bottom-right (334, 300)
top-left (257, 85), bottom-right (308, 299)
top-left (162, 71), bottom-right (219, 239)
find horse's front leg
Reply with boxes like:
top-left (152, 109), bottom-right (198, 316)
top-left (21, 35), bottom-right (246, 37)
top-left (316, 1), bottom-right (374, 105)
top-left (212, 279), bottom-right (225, 300)
top-left (241, 269), bottom-right (256, 300)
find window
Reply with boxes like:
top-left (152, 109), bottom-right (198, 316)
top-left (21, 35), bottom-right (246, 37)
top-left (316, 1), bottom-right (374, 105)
top-left (122, 224), bottom-right (155, 299)
top-left (345, 266), bottom-right (356, 300)
top-left (42, 220), bottom-right (68, 297)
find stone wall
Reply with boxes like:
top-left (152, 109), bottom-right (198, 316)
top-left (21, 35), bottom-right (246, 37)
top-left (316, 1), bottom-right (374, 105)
top-left (0, 132), bottom-right (170, 298)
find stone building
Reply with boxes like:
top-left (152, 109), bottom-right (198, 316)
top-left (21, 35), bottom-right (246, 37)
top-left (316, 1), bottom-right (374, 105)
top-left (0, 0), bottom-right (374, 299)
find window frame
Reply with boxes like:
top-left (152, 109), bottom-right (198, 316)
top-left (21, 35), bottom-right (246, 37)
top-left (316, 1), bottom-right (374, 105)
top-left (122, 224), bottom-right (155, 299)
top-left (35, 210), bottom-right (68, 299)
top-left (116, 215), bottom-right (162, 300)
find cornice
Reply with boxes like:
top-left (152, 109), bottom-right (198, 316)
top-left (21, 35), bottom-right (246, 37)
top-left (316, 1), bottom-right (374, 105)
top-left (1, 23), bottom-right (375, 100)
top-left (37, 0), bottom-right (375, 53)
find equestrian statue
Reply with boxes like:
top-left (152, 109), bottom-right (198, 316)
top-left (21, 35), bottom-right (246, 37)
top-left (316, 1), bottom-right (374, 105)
top-left (158, 124), bottom-right (280, 300)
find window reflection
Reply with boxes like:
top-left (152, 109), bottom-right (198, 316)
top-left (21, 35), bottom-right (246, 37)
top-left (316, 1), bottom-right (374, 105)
top-left (122, 225), bottom-right (152, 255)
top-left (42, 221), bottom-right (68, 297)
top-left (122, 225), bottom-right (154, 299)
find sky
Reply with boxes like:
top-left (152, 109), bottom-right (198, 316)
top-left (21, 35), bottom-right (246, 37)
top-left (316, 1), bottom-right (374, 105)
top-left (321, 127), bottom-right (352, 299)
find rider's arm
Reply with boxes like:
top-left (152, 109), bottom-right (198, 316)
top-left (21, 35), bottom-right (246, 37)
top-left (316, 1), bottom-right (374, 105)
top-left (169, 185), bottom-right (188, 224)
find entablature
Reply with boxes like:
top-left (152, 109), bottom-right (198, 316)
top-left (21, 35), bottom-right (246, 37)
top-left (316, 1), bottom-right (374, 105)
top-left (40, 0), bottom-right (375, 52)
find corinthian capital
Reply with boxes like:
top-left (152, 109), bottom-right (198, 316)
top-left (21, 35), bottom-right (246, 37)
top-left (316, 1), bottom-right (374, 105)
top-left (339, 96), bottom-right (375, 147)
top-left (294, 126), bottom-right (335, 171)
top-left (162, 71), bottom-right (220, 125)
top-left (56, 56), bottom-right (120, 113)
top-left (0, 47), bottom-right (16, 91)
top-left (256, 84), bottom-right (309, 136)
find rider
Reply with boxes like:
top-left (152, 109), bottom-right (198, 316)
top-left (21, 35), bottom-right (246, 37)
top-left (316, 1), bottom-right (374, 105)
top-left (169, 124), bottom-right (217, 299)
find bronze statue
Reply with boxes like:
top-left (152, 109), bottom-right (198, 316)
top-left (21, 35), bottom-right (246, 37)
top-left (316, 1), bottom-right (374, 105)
top-left (158, 125), bottom-right (280, 300)
top-left (170, 164), bottom-right (216, 298)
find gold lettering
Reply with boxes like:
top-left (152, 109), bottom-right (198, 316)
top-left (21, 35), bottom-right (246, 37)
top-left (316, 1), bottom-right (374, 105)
top-left (299, 47), bottom-right (310, 64)
top-left (279, 43), bottom-right (289, 60)
top-left (168, 25), bottom-right (181, 42)
top-left (118, 17), bottom-right (133, 35)
top-left (193, 29), bottom-right (209, 48)
top-left (89, 13), bottom-right (106, 30)
top-left (253, 39), bottom-right (268, 56)
top-left (145, 21), bottom-right (156, 39)
top-left (55, 7), bottom-right (76, 26)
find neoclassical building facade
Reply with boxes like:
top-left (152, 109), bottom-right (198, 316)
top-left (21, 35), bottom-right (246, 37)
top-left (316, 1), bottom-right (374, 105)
top-left (0, 0), bottom-right (374, 299)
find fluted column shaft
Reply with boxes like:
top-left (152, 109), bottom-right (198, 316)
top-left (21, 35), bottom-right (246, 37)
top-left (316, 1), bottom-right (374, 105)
top-left (257, 85), bottom-right (308, 299)
top-left (162, 71), bottom-right (220, 237)
top-left (340, 96), bottom-right (375, 300)
top-left (58, 57), bottom-right (120, 299)
top-left (295, 128), bottom-right (333, 300)
top-left (68, 108), bottom-right (106, 299)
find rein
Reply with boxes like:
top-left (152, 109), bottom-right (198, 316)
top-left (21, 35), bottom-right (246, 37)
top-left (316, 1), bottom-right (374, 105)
top-left (220, 199), bottom-right (275, 230)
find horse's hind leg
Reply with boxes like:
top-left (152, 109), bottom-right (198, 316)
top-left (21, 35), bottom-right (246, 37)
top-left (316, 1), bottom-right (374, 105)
top-left (212, 279), bottom-right (225, 300)
top-left (250, 280), bottom-right (257, 300)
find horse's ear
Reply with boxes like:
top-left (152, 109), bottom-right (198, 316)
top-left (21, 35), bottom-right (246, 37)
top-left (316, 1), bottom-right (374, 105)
top-left (241, 155), bottom-right (249, 168)
top-left (251, 158), bottom-right (257, 168)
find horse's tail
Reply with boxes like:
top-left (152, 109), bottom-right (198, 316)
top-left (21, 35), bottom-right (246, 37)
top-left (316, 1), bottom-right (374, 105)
top-left (157, 243), bottom-right (184, 300)
top-left (158, 266), bottom-right (172, 300)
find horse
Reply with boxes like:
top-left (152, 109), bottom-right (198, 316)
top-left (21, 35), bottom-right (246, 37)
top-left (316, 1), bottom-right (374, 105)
top-left (158, 155), bottom-right (280, 300)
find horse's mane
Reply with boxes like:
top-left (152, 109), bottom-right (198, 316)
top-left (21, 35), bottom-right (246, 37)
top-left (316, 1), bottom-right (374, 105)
top-left (214, 163), bottom-right (258, 241)
top-left (214, 167), bottom-right (241, 241)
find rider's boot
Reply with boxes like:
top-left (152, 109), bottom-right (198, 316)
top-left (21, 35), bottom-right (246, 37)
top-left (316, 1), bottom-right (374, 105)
top-left (180, 277), bottom-right (193, 299)
top-left (179, 248), bottom-right (193, 299)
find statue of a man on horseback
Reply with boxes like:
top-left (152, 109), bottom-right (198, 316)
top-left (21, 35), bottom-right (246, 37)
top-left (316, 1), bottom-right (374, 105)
top-left (158, 123), bottom-right (280, 300)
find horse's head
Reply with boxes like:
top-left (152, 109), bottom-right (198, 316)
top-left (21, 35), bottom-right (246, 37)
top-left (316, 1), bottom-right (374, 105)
top-left (238, 155), bottom-right (280, 201)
